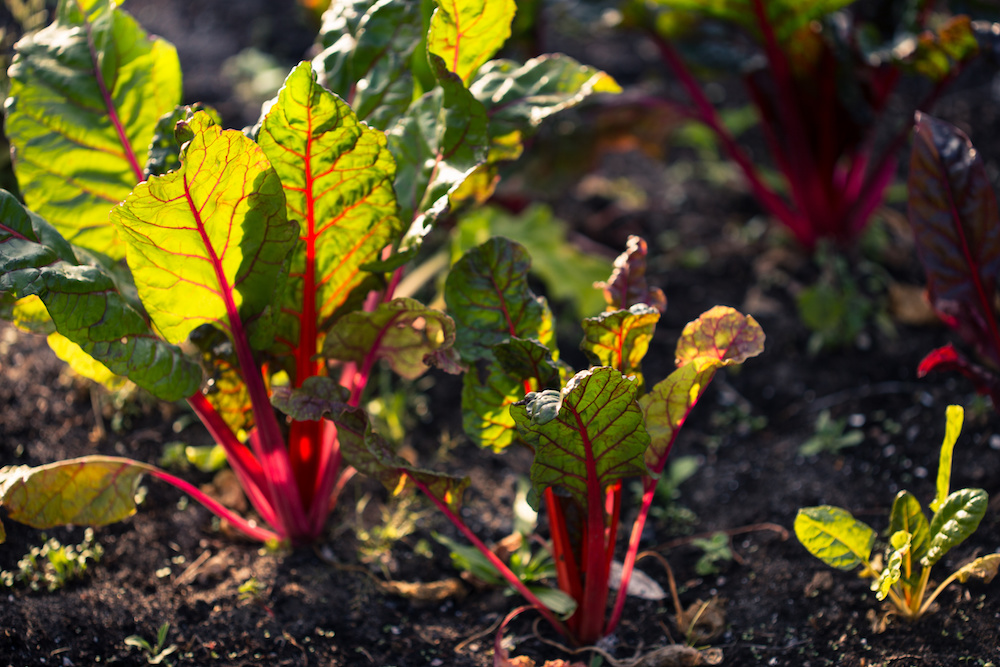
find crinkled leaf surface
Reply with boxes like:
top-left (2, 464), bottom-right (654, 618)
top-left (888, 490), bottom-right (930, 564)
top-left (0, 457), bottom-right (149, 531)
top-left (445, 237), bottom-right (552, 362)
top-left (511, 367), bottom-right (649, 510)
top-left (581, 304), bottom-right (660, 386)
top-left (111, 111), bottom-right (297, 350)
top-left (461, 362), bottom-right (528, 451)
top-left (271, 376), bottom-right (349, 422)
top-left (388, 54), bottom-right (489, 244)
top-left (335, 407), bottom-right (468, 511)
top-left (923, 487), bottom-right (988, 567)
top-left (471, 55), bottom-right (621, 135)
top-left (494, 337), bottom-right (564, 390)
top-left (794, 505), bottom-right (876, 571)
top-left (5, 0), bottom-right (182, 258)
top-left (324, 297), bottom-right (461, 380)
top-left (956, 553), bottom-right (1000, 584)
top-left (0, 190), bottom-right (201, 401)
top-left (257, 63), bottom-right (401, 377)
top-left (314, 0), bottom-right (422, 129)
top-left (428, 0), bottom-right (515, 84)
top-left (640, 307), bottom-right (763, 472)
top-left (908, 113), bottom-right (1000, 370)
top-left (595, 235), bottom-right (666, 313)
top-left (2, 294), bottom-right (54, 335)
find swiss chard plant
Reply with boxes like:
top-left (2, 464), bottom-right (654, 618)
top-left (625, 0), bottom-right (979, 250)
top-left (795, 405), bottom-right (999, 621)
top-left (336, 235), bottom-right (764, 644)
top-left (0, 0), bottom-right (618, 546)
top-left (907, 112), bottom-right (1000, 407)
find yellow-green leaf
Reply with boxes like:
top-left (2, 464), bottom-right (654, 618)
top-left (429, 0), bottom-right (516, 84)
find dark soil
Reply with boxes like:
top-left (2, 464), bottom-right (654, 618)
top-left (3, 2), bottom-right (1000, 666)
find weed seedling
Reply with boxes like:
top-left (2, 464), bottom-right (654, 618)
top-left (124, 622), bottom-right (177, 666)
top-left (796, 405), bottom-right (1000, 620)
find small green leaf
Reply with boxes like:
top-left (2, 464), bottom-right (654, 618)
top-left (931, 405), bottom-right (964, 513)
top-left (270, 376), bottom-right (349, 422)
top-left (872, 535), bottom-right (907, 601)
top-left (0, 457), bottom-right (150, 530)
top-left (888, 490), bottom-right (930, 564)
top-left (111, 111), bottom-right (297, 350)
top-left (794, 506), bottom-right (876, 571)
top-left (512, 367), bottom-right (649, 510)
top-left (526, 585), bottom-right (578, 617)
top-left (923, 488), bottom-right (988, 567)
top-left (324, 297), bottom-right (461, 379)
top-left (428, 0), bottom-right (516, 84)
top-left (6, 0), bottom-right (182, 257)
top-left (581, 304), bottom-right (660, 386)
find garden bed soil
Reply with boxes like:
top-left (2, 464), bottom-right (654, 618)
top-left (3, 1), bottom-right (1000, 666)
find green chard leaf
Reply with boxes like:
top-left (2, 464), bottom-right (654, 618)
top-left (314, 0), bottom-right (423, 129)
top-left (494, 337), bottom-right (566, 390)
top-left (111, 111), bottom-right (297, 351)
top-left (640, 306), bottom-right (764, 473)
top-left (794, 506), bottom-right (876, 572)
top-left (931, 404), bottom-right (964, 513)
top-left (0, 190), bottom-right (201, 401)
top-left (923, 488), bottom-right (989, 567)
top-left (428, 0), bottom-right (516, 85)
top-left (0, 457), bottom-right (150, 537)
top-left (445, 237), bottom-right (557, 450)
top-left (511, 367), bottom-right (649, 510)
top-left (257, 62), bottom-right (402, 379)
top-left (270, 376), bottom-right (349, 422)
top-left (325, 297), bottom-right (463, 379)
top-left (888, 490), bottom-right (930, 565)
top-left (188, 324), bottom-right (254, 435)
top-left (581, 304), bottom-right (660, 387)
top-left (145, 104), bottom-right (223, 178)
top-left (335, 407), bottom-right (468, 511)
top-left (389, 53), bottom-right (489, 244)
top-left (5, 0), bottom-right (182, 258)
top-left (872, 531), bottom-right (909, 600)
top-left (47, 331), bottom-right (126, 391)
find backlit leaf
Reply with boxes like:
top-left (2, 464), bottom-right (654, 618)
top-left (511, 367), bottom-right (649, 510)
top-left (675, 305), bottom-right (765, 368)
top-left (923, 488), bottom-right (988, 567)
top-left (888, 491), bottom-right (930, 564)
top-left (494, 337), bottom-right (564, 390)
top-left (5, 0), bottom-right (182, 257)
top-left (111, 111), bottom-right (297, 350)
top-left (270, 376), bottom-right (349, 422)
top-left (908, 113), bottom-right (1000, 372)
top-left (257, 63), bottom-right (401, 378)
top-left (794, 505), bottom-right (876, 571)
top-left (595, 235), bottom-right (666, 313)
top-left (0, 457), bottom-right (149, 530)
top-left (581, 304), bottom-right (660, 387)
top-left (932, 405), bottom-right (964, 513)
top-left (428, 0), bottom-right (516, 84)
top-left (955, 553), bottom-right (1000, 584)
top-left (0, 190), bottom-right (201, 401)
top-left (461, 362), bottom-right (525, 451)
top-left (47, 331), bottom-right (126, 390)
top-left (188, 324), bottom-right (253, 435)
top-left (325, 297), bottom-right (461, 380)
top-left (145, 104), bottom-right (223, 178)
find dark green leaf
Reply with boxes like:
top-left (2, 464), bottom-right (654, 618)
top-left (923, 487), bottom-right (988, 567)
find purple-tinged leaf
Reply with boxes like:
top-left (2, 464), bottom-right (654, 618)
top-left (511, 367), bottom-right (649, 511)
top-left (335, 407), bottom-right (469, 512)
top-left (314, 0), bottom-right (423, 129)
top-left (271, 376), bottom-right (350, 422)
top-left (641, 307), bottom-right (763, 473)
top-left (5, 0), bottom-right (182, 258)
top-left (428, 0), bottom-right (516, 85)
top-left (445, 237), bottom-right (554, 362)
top-left (111, 111), bottom-right (297, 351)
top-left (595, 236), bottom-right (667, 314)
top-left (917, 343), bottom-right (1000, 404)
top-left (0, 190), bottom-right (201, 401)
top-left (908, 113), bottom-right (1000, 372)
top-left (324, 297), bottom-right (462, 380)
top-left (388, 54), bottom-right (489, 244)
top-left (581, 304), bottom-right (660, 387)
top-left (257, 63), bottom-right (402, 382)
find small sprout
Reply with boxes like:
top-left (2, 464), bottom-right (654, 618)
top-left (798, 410), bottom-right (865, 457)
top-left (796, 405), bottom-right (1000, 621)
top-left (125, 622), bottom-right (178, 665)
top-left (1, 528), bottom-right (103, 592)
top-left (691, 532), bottom-right (734, 576)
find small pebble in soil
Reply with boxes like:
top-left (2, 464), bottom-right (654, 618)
top-left (848, 413), bottom-right (865, 427)
top-left (914, 466), bottom-right (928, 479)
top-left (991, 435), bottom-right (1000, 450)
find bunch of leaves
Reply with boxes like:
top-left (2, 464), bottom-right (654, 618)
top-left (907, 112), bottom-right (1000, 407)
top-left (0, 0), bottom-right (616, 546)
top-left (625, 0), bottom-right (980, 250)
top-left (344, 235), bottom-right (763, 644)
top-left (0, 527), bottom-right (103, 592)
top-left (795, 405), bottom-right (1000, 621)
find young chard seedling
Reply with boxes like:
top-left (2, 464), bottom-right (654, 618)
top-left (795, 405), bottom-right (1000, 621)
